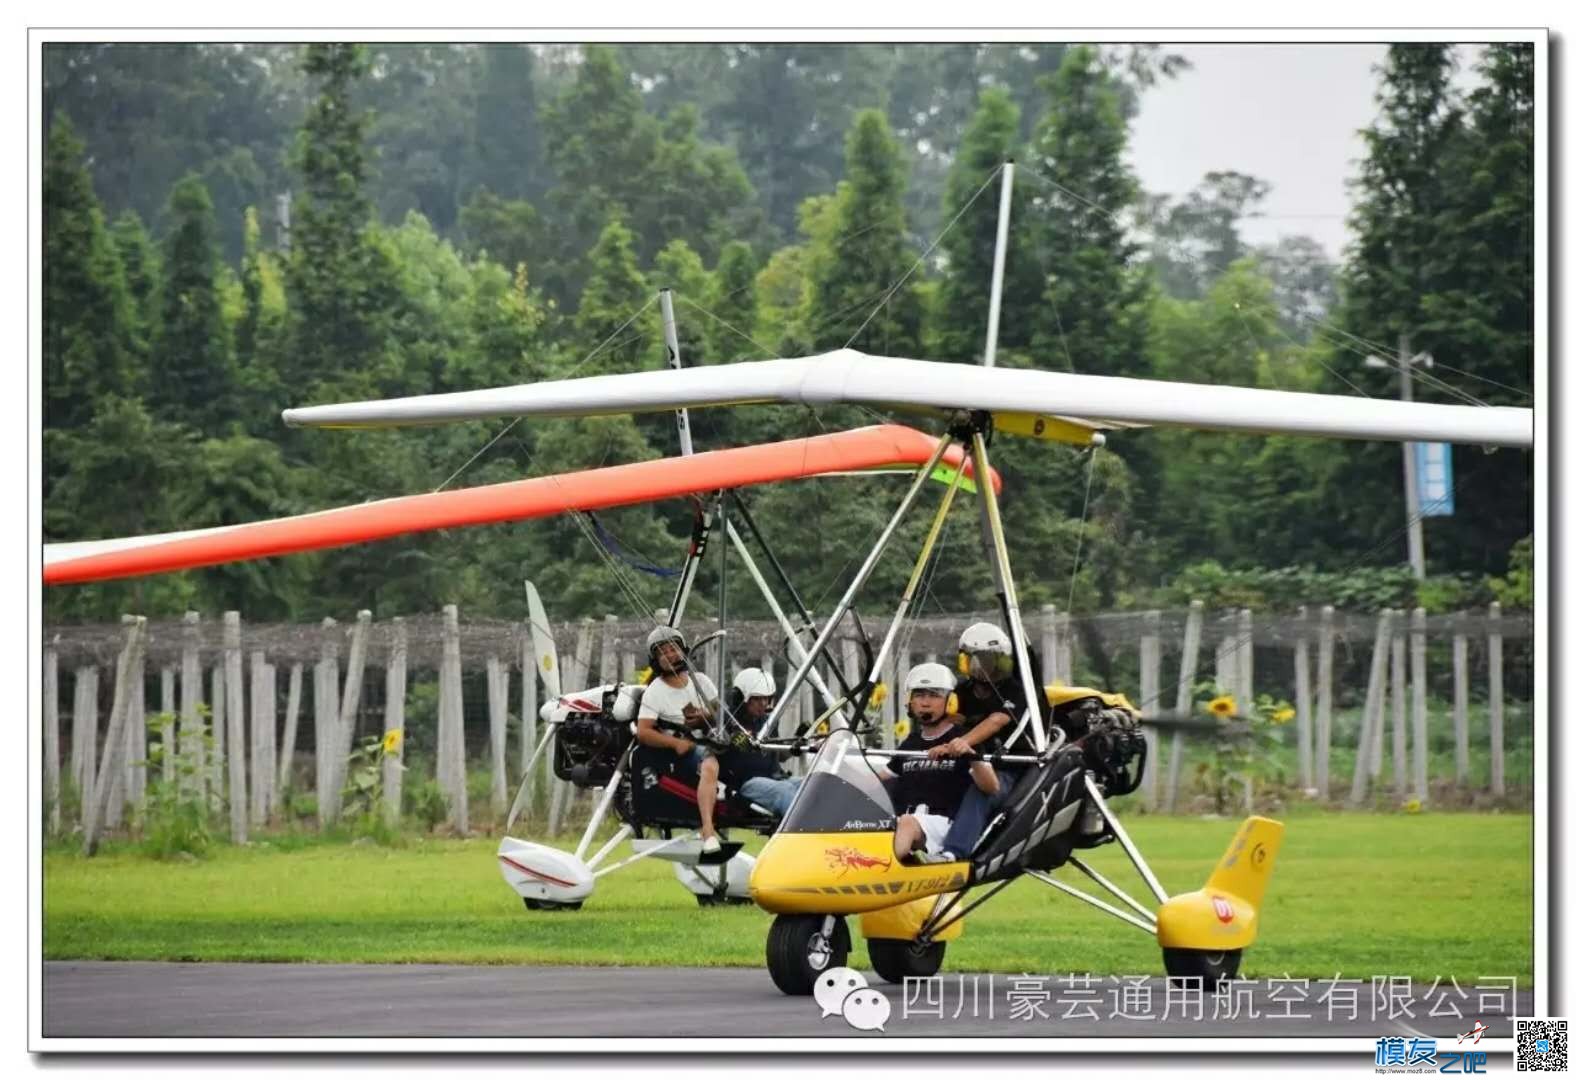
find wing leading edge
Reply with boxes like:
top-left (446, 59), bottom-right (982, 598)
top-left (44, 425), bottom-right (996, 586)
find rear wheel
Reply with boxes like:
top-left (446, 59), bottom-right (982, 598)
top-left (868, 938), bottom-right (947, 983)
top-left (524, 898), bottom-right (584, 912)
top-left (1162, 946), bottom-right (1241, 991)
top-left (766, 914), bottom-right (850, 995)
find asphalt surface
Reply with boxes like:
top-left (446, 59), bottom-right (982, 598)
top-left (42, 961), bottom-right (1533, 1040)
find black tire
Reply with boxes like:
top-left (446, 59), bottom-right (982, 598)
top-left (524, 898), bottom-right (584, 912)
top-left (867, 938), bottom-right (947, 983)
top-left (1162, 946), bottom-right (1241, 991)
top-left (766, 914), bottom-right (850, 995)
top-left (697, 894), bottom-right (755, 907)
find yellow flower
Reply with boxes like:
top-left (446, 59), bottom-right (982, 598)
top-left (812, 720), bottom-right (829, 737)
top-left (1208, 695), bottom-right (1237, 719)
top-left (893, 719), bottom-right (910, 741)
top-left (382, 729), bottom-right (403, 755)
top-left (1272, 707), bottom-right (1296, 725)
top-left (1404, 798), bottom-right (1422, 814)
top-left (636, 666), bottom-right (653, 685)
top-left (869, 683), bottom-right (889, 710)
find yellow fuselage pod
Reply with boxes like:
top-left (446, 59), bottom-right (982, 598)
top-left (749, 830), bottom-right (972, 916)
top-left (1156, 815), bottom-right (1284, 951)
top-left (860, 892), bottom-right (966, 943)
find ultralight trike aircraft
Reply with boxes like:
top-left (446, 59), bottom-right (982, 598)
top-left (44, 165), bottom-right (1532, 995)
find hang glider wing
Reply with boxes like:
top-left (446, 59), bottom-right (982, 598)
top-left (282, 349), bottom-right (1532, 449)
top-left (44, 424), bottom-right (996, 586)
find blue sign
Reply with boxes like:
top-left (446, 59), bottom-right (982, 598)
top-left (1416, 442), bottom-right (1454, 517)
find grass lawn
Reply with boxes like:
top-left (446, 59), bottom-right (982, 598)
top-left (42, 810), bottom-right (1533, 986)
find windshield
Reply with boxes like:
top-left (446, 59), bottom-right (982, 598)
top-left (778, 729), bottom-right (895, 834)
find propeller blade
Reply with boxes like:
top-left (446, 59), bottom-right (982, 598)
top-left (525, 581), bottom-right (562, 700)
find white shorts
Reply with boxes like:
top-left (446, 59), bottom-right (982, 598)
top-left (909, 808), bottom-right (953, 855)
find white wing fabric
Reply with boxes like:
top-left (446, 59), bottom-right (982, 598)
top-left (282, 350), bottom-right (1531, 448)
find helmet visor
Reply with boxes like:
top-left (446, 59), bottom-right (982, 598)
top-left (967, 647), bottom-right (1012, 682)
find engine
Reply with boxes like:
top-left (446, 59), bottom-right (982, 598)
top-left (1053, 695), bottom-right (1147, 797)
top-left (550, 685), bottom-right (640, 788)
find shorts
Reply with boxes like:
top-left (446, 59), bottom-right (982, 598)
top-left (908, 806), bottom-right (954, 855)
top-left (678, 745), bottom-right (716, 777)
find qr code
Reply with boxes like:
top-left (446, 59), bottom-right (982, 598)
top-left (1516, 1018), bottom-right (1568, 1072)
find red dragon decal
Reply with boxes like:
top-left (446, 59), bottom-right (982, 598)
top-left (825, 846), bottom-right (892, 876)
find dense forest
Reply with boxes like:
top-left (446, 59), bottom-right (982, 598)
top-left (41, 42), bottom-right (1534, 626)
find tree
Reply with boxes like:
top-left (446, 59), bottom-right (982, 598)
top-left (286, 44), bottom-right (386, 391)
top-left (109, 210), bottom-right (160, 366)
top-left (457, 188), bottom-right (542, 280)
top-left (572, 217), bottom-right (654, 375)
top-left (709, 240), bottom-right (760, 361)
top-left (932, 88), bottom-right (1039, 361)
top-left (1333, 43), bottom-right (1530, 575)
top-left (472, 45), bottom-right (551, 204)
top-left (802, 109), bottom-right (924, 356)
top-left (1022, 47), bottom-right (1150, 381)
top-left (1143, 170), bottom-right (1271, 300)
top-left (43, 113), bottom-right (138, 433)
top-left (152, 174), bottom-right (235, 435)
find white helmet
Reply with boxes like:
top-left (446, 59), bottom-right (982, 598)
top-left (732, 667), bottom-right (777, 700)
top-left (959, 621), bottom-right (1013, 681)
top-left (905, 661), bottom-right (956, 697)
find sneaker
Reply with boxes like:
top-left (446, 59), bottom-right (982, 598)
top-left (912, 849), bottom-right (957, 865)
top-left (700, 835), bottom-right (722, 854)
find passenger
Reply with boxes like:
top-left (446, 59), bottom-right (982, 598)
top-left (879, 662), bottom-right (999, 864)
top-left (925, 622), bottom-right (1041, 862)
top-left (633, 626), bottom-right (724, 853)
top-left (716, 668), bottom-right (803, 819)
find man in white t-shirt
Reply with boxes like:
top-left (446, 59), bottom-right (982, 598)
top-left (634, 625), bottom-right (724, 852)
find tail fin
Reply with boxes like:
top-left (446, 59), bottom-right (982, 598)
top-left (1204, 815), bottom-right (1284, 908)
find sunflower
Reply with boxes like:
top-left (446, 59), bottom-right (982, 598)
top-left (869, 683), bottom-right (889, 710)
top-left (1271, 707), bottom-right (1296, 725)
top-left (1208, 695), bottom-right (1237, 719)
top-left (893, 719), bottom-right (910, 741)
top-left (636, 666), bottom-right (653, 685)
top-left (381, 728), bottom-right (403, 755)
top-left (1404, 797), bottom-right (1422, 814)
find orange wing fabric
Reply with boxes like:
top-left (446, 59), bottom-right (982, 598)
top-left (45, 425), bottom-right (998, 586)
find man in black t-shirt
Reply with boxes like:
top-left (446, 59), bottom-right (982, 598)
top-left (925, 622), bottom-right (1043, 861)
top-left (879, 662), bottom-right (998, 863)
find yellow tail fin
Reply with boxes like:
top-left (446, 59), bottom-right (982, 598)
top-left (1204, 815), bottom-right (1284, 908)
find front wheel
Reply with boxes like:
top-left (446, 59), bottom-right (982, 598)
top-left (524, 898), bottom-right (584, 912)
top-left (868, 938), bottom-right (946, 983)
top-left (766, 914), bottom-right (850, 995)
top-left (1162, 946), bottom-right (1241, 991)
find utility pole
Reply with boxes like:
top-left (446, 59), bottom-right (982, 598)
top-left (1366, 335), bottom-right (1434, 580)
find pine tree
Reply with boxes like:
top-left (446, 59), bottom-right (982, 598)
top-left (803, 109), bottom-right (924, 355)
top-left (932, 88), bottom-right (1038, 361)
top-left (109, 210), bottom-right (160, 368)
top-left (710, 240), bottom-right (760, 360)
top-left (43, 113), bottom-right (138, 432)
top-left (572, 217), bottom-right (653, 375)
top-left (1022, 47), bottom-right (1150, 379)
top-left (153, 174), bottom-right (234, 435)
top-left (287, 44), bottom-right (384, 389)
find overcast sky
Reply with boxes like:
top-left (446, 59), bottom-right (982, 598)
top-left (1124, 43), bottom-right (1434, 262)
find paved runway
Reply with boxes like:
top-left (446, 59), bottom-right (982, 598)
top-left (42, 961), bottom-right (1532, 1040)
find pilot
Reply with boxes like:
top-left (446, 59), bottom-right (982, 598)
top-left (715, 667), bottom-right (803, 819)
top-left (879, 662), bottom-right (998, 864)
top-left (634, 625), bottom-right (724, 853)
top-left (923, 621), bottom-right (1041, 862)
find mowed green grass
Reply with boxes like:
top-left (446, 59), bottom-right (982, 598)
top-left (43, 812), bottom-right (1533, 985)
